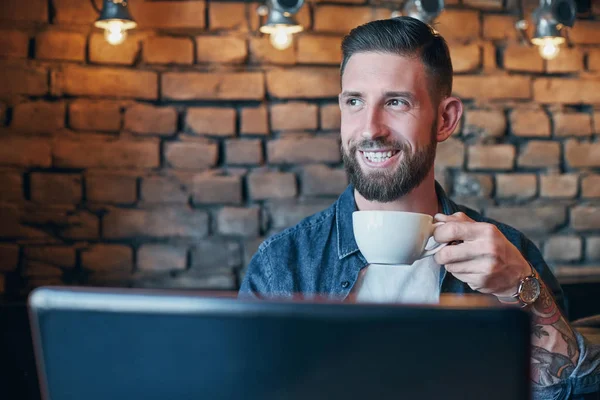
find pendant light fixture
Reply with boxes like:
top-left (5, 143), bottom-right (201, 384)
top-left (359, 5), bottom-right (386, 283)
top-left (92, 0), bottom-right (137, 46)
top-left (258, 0), bottom-right (304, 50)
top-left (391, 0), bottom-right (445, 24)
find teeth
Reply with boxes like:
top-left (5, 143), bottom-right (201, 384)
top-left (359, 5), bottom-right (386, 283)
top-left (363, 151), bottom-right (395, 162)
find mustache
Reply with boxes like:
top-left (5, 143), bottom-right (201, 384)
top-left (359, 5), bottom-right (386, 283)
top-left (349, 138), bottom-right (410, 152)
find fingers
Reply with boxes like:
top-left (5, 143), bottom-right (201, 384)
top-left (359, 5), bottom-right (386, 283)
top-left (434, 211), bottom-right (474, 223)
top-left (434, 241), bottom-right (487, 265)
top-left (434, 220), bottom-right (496, 243)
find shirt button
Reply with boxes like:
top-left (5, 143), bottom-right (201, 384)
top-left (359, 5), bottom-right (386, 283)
top-left (341, 281), bottom-right (350, 289)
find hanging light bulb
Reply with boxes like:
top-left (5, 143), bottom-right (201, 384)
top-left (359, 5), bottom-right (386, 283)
top-left (529, 0), bottom-right (576, 60)
top-left (259, 0), bottom-right (304, 50)
top-left (94, 0), bottom-right (137, 46)
top-left (270, 27), bottom-right (294, 50)
top-left (394, 0), bottom-right (445, 24)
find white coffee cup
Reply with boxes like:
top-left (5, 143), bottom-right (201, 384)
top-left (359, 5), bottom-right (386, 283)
top-left (352, 210), bottom-right (447, 265)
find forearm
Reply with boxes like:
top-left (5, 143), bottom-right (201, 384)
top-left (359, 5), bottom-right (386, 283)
top-left (529, 279), bottom-right (579, 387)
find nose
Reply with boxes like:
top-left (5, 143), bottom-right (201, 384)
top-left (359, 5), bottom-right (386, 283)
top-left (361, 106), bottom-right (390, 141)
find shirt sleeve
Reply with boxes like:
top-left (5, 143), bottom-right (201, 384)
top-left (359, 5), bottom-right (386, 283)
top-left (238, 248), bottom-right (273, 299)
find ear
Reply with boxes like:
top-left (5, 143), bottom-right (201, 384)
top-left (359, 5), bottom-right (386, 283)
top-left (435, 96), bottom-right (463, 143)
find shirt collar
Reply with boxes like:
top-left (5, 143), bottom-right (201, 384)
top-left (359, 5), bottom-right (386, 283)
top-left (335, 181), bottom-right (458, 260)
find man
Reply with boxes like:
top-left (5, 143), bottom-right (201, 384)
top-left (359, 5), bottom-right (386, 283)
top-left (240, 17), bottom-right (599, 398)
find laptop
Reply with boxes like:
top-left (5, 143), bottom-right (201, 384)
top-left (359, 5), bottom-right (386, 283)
top-left (28, 286), bottom-right (531, 400)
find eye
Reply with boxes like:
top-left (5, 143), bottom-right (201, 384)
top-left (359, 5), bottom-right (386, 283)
top-left (387, 99), bottom-right (409, 108)
top-left (345, 98), bottom-right (363, 108)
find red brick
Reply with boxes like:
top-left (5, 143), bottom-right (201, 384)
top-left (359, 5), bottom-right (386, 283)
top-left (35, 30), bottom-right (85, 62)
top-left (189, 238), bottom-right (242, 272)
top-left (69, 100), bottom-right (122, 132)
top-left (0, 64), bottom-right (48, 96)
top-left (590, 50), bottom-right (600, 71)
top-left (248, 171), bottom-right (297, 200)
top-left (496, 174), bottom-right (537, 199)
top-left (104, 207), bottom-right (209, 239)
top-left (0, 171), bottom-right (22, 203)
top-left (447, 43), bottom-right (480, 73)
top-left (510, 109), bottom-right (550, 137)
top-left (89, 32), bottom-right (140, 66)
top-left (533, 78), bottom-right (600, 104)
top-left (553, 112), bottom-right (592, 137)
top-left (141, 175), bottom-right (189, 204)
top-left (267, 68), bottom-right (340, 99)
top-left (504, 45), bottom-right (544, 72)
top-left (241, 106), bottom-right (269, 135)
top-left (217, 207), bottom-right (260, 237)
top-left (86, 174), bottom-right (137, 204)
top-left (486, 206), bottom-right (566, 234)
top-left (138, 244), bottom-right (187, 273)
top-left (266, 198), bottom-right (333, 230)
top-left (571, 206), bottom-right (600, 231)
top-left (453, 75), bottom-right (531, 100)
top-left (297, 35), bottom-right (342, 65)
top-left (53, 0), bottom-right (98, 24)
top-left (271, 102), bottom-right (318, 131)
top-left (320, 104), bottom-right (340, 130)
top-left (482, 42), bottom-right (497, 71)
top-left (11, 101), bottom-right (65, 134)
top-left (30, 173), bottom-right (82, 204)
top-left (186, 107), bottom-right (236, 137)
top-left (196, 36), bottom-right (247, 64)
top-left (0, 244), bottom-right (19, 272)
top-left (588, 237), bottom-right (600, 260)
top-left (124, 104), bottom-right (177, 136)
top-left (436, 138), bottom-right (465, 167)
top-left (468, 145), bottom-right (515, 170)
top-left (192, 173), bottom-right (242, 205)
top-left (463, 0), bottom-right (502, 9)
top-left (225, 139), bottom-right (263, 165)
top-left (82, 244), bottom-right (132, 274)
top-left (53, 140), bottom-right (159, 168)
top-left (302, 164), bottom-right (347, 196)
top-left (0, 0), bottom-right (48, 22)
top-left (144, 36), bottom-right (193, 65)
top-left (543, 236), bottom-right (582, 262)
top-left (464, 110), bottom-right (506, 138)
top-left (0, 205), bottom-right (59, 240)
top-left (313, 6), bottom-right (372, 34)
top-left (249, 37), bottom-right (295, 65)
top-left (436, 10), bottom-right (481, 40)
top-left (518, 141), bottom-right (560, 168)
top-left (582, 175), bottom-right (600, 198)
top-left (53, 65), bottom-right (158, 100)
top-left (23, 246), bottom-right (76, 272)
top-left (482, 15), bottom-right (519, 40)
top-left (565, 141), bottom-right (600, 168)
top-left (0, 138), bottom-right (51, 167)
top-left (453, 173), bottom-right (493, 197)
top-left (540, 174), bottom-right (578, 198)
top-left (268, 137), bottom-right (341, 164)
top-left (208, 2), bottom-right (247, 31)
top-left (162, 72), bottom-right (264, 100)
top-left (131, 0), bottom-right (206, 29)
top-left (0, 30), bottom-right (29, 58)
top-left (595, 112), bottom-right (600, 134)
top-left (164, 139), bottom-right (218, 170)
top-left (0, 103), bottom-right (5, 124)
top-left (546, 47), bottom-right (583, 73)
top-left (20, 207), bottom-right (99, 240)
top-left (296, 3), bottom-right (312, 29)
top-left (569, 21), bottom-right (600, 45)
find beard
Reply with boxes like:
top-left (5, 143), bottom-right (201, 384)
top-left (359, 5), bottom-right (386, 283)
top-left (342, 124), bottom-right (437, 203)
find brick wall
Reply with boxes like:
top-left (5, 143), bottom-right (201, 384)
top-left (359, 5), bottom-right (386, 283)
top-left (0, 0), bottom-right (599, 297)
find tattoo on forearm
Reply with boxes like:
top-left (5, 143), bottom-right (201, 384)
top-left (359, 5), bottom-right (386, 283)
top-left (529, 282), bottom-right (580, 387)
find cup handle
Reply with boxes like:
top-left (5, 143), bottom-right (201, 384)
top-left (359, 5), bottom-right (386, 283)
top-left (420, 221), bottom-right (447, 258)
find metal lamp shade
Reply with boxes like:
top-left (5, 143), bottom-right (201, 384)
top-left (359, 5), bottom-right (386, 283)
top-left (259, 9), bottom-right (303, 34)
top-left (94, 0), bottom-right (137, 30)
top-left (402, 0), bottom-right (444, 24)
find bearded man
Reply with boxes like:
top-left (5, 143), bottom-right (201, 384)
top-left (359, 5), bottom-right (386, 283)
top-left (239, 16), bottom-right (600, 398)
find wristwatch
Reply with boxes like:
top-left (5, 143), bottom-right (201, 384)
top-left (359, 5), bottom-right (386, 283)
top-left (498, 263), bottom-right (541, 308)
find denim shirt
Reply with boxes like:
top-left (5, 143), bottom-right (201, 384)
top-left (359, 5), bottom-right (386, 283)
top-left (240, 183), bottom-right (600, 399)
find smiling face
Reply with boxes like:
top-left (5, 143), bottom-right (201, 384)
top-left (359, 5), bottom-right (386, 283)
top-left (340, 52), bottom-right (439, 203)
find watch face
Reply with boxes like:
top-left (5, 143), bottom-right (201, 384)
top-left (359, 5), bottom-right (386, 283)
top-left (519, 276), bottom-right (541, 304)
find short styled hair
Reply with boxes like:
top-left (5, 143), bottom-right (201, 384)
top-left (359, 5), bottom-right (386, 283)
top-left (340, 17), bottom-right (453, 104)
